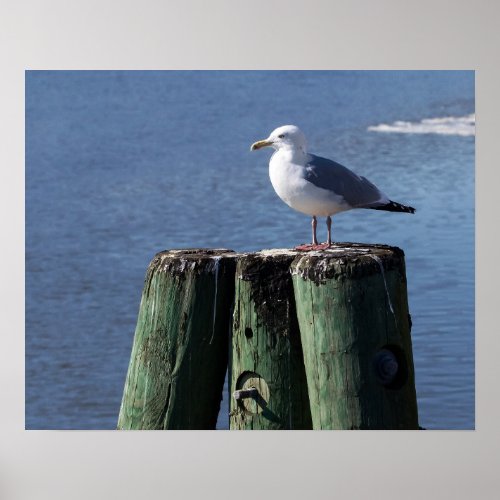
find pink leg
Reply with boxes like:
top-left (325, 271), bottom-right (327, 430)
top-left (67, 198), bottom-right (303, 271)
top-left (312, 216), bottom-right (318, 245)
top-left (294, 216), bottom-right (332, 251)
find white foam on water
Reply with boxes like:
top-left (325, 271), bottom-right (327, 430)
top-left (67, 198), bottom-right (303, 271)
top-left (368, 114), bottom-right (475, 136)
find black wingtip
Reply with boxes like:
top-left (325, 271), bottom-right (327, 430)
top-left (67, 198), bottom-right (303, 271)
top-left (371, 200), bottom-right (416, 214)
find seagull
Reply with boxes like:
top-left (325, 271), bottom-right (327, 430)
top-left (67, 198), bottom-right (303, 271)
top-left (251, 125), bottom-right (415, 250)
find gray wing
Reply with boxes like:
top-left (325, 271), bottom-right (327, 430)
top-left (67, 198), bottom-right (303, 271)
top-left (304, 154), bottom-right (388, 208)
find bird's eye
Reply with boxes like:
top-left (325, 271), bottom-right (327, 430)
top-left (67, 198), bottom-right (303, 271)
top-left (278, 134), bottom-right (285, 139)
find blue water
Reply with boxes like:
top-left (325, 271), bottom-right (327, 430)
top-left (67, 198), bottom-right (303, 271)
top-left (26, 71), bottom-right (475, 430)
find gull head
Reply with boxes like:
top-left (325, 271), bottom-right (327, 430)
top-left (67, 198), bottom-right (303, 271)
top-left (251, 125), bottom-right (307, 152)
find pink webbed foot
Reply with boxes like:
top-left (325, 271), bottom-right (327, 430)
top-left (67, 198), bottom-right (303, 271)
top-left (294, 242), bottom-right (333, 251)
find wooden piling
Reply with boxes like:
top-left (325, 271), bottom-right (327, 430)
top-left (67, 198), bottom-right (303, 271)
top-left (229, 251), bottom-right (312, 430)
top-left (117, 249), bottom-right (236, 430)
top-left (118, 244), bottom-right (419, 430)
top-left (290, 243), bottom-right (419, 429)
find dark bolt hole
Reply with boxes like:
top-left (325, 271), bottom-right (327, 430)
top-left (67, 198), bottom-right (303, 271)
top-left (373, 344), bottom-right (409, 390)
top-left (244, 327), bottom-right (253, 339)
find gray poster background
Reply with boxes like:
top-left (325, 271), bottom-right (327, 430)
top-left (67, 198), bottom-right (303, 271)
top-left (2, 1), bottom-right (498, 499)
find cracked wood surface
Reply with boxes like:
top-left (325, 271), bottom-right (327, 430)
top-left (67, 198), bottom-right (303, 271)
top-left (117, 249), bottom-right (236, 430)
top-left (118, 244), bottom-right (418, 430)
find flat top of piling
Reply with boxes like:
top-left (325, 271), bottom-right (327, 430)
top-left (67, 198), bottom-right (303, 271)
top-left (151, 243), bottom-right (403, 263)
top-left (159, 248), bottom-right (235, 256)
top-left (145, 244), bottom-right (406, 287)
top-left (258, 242), bottom-right (403, 258)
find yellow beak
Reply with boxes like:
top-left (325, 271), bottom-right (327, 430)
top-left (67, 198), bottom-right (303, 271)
top-left (250, 139), bottom-right (273, 151)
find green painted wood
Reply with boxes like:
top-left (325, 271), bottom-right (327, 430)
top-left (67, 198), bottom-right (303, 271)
top-left (230, 250), bottom-right (312, 430)
top-left (117, 249), bottom-right (236, 430)
top-left (291, 244), bottom-right (419, 430)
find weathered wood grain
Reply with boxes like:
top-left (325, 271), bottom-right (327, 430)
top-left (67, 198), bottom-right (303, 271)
top-left (117, 249), bottom-right (236, 430)
top-left (118, 244), bottom-right (419, 430)
top-left (291, 243), bottom-right (419, 429)
top-left (229, 251), bottom-right (312, 430)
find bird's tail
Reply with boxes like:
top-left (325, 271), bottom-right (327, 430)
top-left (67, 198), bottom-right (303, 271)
top-left (369, 200), bottom-right (416, 214)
